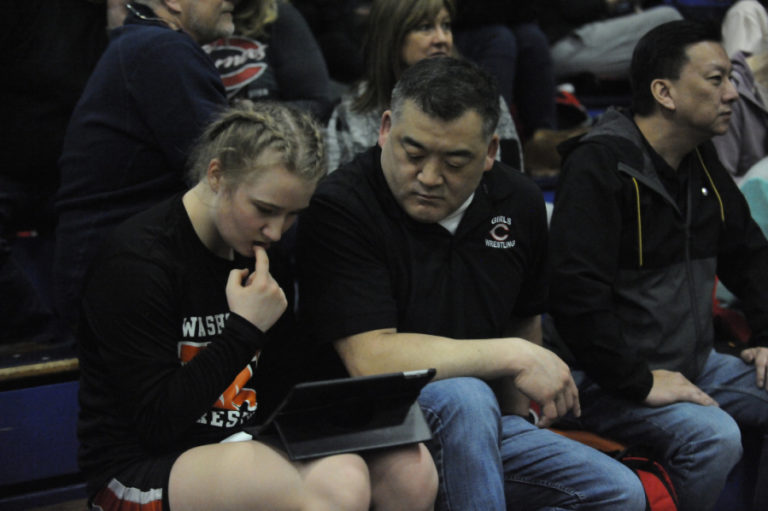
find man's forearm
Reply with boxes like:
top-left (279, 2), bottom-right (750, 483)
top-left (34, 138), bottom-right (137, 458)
top-left (334, 325), bottom-right (580, 423)
top-left (334, 329), bottom-right (531, 381)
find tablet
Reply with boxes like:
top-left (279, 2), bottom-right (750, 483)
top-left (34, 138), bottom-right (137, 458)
top-left (246, 368), bottom-right (436, 460)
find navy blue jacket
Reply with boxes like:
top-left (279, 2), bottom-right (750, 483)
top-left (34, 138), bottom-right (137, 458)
top-left (57, 7), bottom-right (226, 224)
top-left (54, 6), bottom-right (226, 326)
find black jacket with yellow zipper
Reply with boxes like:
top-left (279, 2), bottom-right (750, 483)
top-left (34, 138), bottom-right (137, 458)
top-left (548, 108), bottom-right (768, 402)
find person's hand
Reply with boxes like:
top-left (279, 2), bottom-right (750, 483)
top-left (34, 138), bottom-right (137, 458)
top-left (740, 347), bottom-right (768, 390)
top-left (644, 369), bottom-right (719, 407)
top-left (510, 341), bottom-right (581, 427)
top-left (225, 246), bottom-right (287, 332)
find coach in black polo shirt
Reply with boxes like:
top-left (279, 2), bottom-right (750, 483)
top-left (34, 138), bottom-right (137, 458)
top-left (296, 57), bottom-right (644, 511)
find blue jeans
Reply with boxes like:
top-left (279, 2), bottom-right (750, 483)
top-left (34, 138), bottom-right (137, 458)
top-left (419, 377), bottom-right (646, 511)
top-left (570, 349), bottom-right (768, 511)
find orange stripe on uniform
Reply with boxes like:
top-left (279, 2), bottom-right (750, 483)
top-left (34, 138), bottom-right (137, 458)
top-left (91, 478), bottom-right (163, 511)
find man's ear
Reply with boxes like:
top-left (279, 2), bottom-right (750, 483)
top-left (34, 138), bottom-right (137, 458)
top-left (651, 78), bottom-right (676, 111)
top-left (206, 159), bottom-right (223, 192)
top-left (378, 110), bottom-right (393, 148)
top-left (484, 135), bottom-right (500, 171)
top-left (163, 0), bottom-right (183, 15)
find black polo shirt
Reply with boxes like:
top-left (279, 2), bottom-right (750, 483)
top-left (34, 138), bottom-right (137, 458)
top-left (296, 146), bottom-right (549, 346)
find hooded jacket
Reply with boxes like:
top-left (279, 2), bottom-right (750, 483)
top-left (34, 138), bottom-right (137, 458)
top-left (549, 108), bottom-right (768, 401)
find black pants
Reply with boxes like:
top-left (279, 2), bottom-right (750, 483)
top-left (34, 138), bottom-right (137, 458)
top-left (0, 175), bottom-right (61, 344)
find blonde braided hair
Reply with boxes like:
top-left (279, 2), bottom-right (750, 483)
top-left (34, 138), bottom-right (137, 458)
top-left (187, 101), bottom-right (326, 187)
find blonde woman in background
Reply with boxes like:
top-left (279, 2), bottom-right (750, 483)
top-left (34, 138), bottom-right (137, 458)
top-left (325, 0), bottom-right (523, 172)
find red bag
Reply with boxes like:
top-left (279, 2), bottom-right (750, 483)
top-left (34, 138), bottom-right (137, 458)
top-left (550, 428), bottom-right (678, 511)
top-left (620, 452), bottom-right (679, 511)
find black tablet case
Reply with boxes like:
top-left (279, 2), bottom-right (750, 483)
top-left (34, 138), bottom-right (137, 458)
top-left (247, 369), bottom-right (436, 460)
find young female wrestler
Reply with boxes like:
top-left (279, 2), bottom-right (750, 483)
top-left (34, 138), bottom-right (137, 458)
top-left (76, 102), bottom-right (437, 511)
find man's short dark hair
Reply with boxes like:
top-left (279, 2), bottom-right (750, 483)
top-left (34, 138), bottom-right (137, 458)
top-left (631, 19), bottom-right (722, 116)
top-left (390, 56), bottom-right (500, 139)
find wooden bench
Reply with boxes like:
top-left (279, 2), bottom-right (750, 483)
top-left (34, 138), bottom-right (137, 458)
top-left (0, 341), bottom-right (86, 510)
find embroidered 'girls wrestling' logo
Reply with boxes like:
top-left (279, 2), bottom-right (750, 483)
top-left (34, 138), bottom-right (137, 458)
top-left (204, 37), bottom-right (268, 99)
top-left (486, 215), bottom-right (516, 249)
